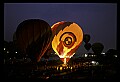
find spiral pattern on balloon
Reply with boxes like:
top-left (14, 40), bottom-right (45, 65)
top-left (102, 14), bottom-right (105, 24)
top-left (60, 32), bottom-right (76, 49)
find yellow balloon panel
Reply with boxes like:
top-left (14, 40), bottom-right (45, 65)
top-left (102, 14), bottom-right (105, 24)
top-left (51, 21), bottom-right (83, 63)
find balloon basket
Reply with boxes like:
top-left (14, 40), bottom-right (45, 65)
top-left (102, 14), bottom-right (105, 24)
top-left (62, 63), bottom-right (68, 67)
top-left (60, 57), bottom-right (70, 65)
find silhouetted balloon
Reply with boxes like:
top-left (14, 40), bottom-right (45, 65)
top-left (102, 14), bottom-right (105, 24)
top-left (51, 21), bottom-right (83, 64)
top-left (92, 42), bottom-right (104, 54)
top-left (83, 34), bottom-right (90, 43)
top-left (15, 19), bottom-right (52, 62)
top-left (84, 43), bottom-right (91, 51)
top-left (43, 44), bottom-right (53, 59)
top-left (106, 49), bottom-right (118, 57)
top-left (105, 49), bottom-right (119, 64)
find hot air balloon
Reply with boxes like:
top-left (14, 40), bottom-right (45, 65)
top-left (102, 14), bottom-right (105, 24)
top-left (91, 42), bottom-right (104, 55)
top-left (51, 21), bottom-right (83, 65)
top-left (83, 34), bottom-right (90, 43)
top-left (84, 43), bottom-right (91, 51)
top-left (43, 44), bottom-right (53, 59)
top-left (14, 19), bottom-right (53, 62)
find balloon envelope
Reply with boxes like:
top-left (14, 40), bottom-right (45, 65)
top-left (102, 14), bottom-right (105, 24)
top-left (15, 19), bottom-right (52, 62)
top-left (51, 21), bottom-right (83, 64)
top-left (92, 42), bottom-right (104, 54)
top-left (83, 34), bottom-right (90, 43)
top-left (84, 43), bottom-right (91, 51)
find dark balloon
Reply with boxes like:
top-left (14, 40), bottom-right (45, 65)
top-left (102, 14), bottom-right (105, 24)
top-left (84, 43), bottom-right (91, 51)
top-left (92, 42), bottom-right (104, 54)
top-left (43, 44), bottom-right (53, 59)
top-left (83, 34), bottom-right (90, 43)
top-left (15, 19), bottom-right (53, 62)
top-left (106, 49), bottom-right (118, 57)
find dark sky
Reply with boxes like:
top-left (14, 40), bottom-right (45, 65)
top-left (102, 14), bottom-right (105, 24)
top-left (4, 3), bottom-right (117, 57)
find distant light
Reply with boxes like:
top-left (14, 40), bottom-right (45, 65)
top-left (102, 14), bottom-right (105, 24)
top-left (91, 61), bottom-right (99, 65)
top-left (94, 55), bottom-right (96, 57)
top-left (60, 67), bottom-right (62, 70)
top-left (66, 66), bottom-right (68, 69)
top-left (85, 54), bottom-right (88, 57)
top-left (15, 51), bottom-right (17, 53)
top-left (7, 51), bottom-right (9, 53)
top-left (91, 61), bottom-right (95, 64)
top-left (96, 62), bottom-right (99, 65)
top-left (46, 76), bottom-right (49, 79)
top-left (57, 67), bottom-right (59, 70)
top-left (101, 52), bottom-right (105, 54)
top-left (114, 55), bottom-right (117, 57)
top-left (4, 48), bottom-right (6, 50)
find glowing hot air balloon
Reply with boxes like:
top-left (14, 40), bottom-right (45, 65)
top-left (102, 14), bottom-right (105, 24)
top-left (51, 21), bottom-right (83, 65)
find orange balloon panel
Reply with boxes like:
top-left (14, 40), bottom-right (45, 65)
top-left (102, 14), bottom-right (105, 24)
top-left (51, 21), bottom-right (83, 63)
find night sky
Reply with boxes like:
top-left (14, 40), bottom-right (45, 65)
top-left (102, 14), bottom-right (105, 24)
top-left (4, 3), bottom-right (117, 57)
